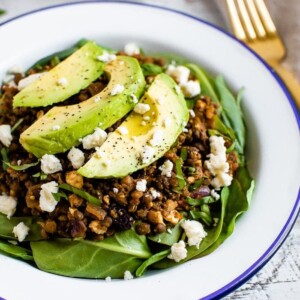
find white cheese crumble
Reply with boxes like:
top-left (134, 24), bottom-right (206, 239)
top-left (94, 95), bottom-right (101, 103)
top-left (12, 222), bottom-right (29, 242)
top-left (0, 194), bottom-right (17, 218)
top-left (136, 179), bottom-right (147, 192)
top-left (117, 125), bottom-right (129, 135)
top-left (189, 109), bottom-right (196, 118)
top-left (124, 270), bottom-right (134, 280)
top-left (211, 189), bottom-right (220, 200)
top-left (150, 189), bottom-right (160, 199)
top-left (8, 65), bottom-right (24, 74)
top-left (111, 84), bottom-right (125, 96)
top-left (39, 181), bottom-right (59, 212)
top-left (67, 147), bottom-right (85, 169)
top-left (113, 188), bottom-right (119, 194)
top-left (0, 124), bottom-right (13, 147)
top-left (124, 43), bottom-right (140, 56)
top-left (159, 160), bottom-right (173, 177)
top-left (181, 220), bottom-right (207, 248)
top-left (149, 129), bottom-right (164, 146)
top-left (163, 117), bottom-right (172, 128)
top-left (134, 103), bottom-right (150, 114)
top-left (205, 136), bottom-right (233, 190)
top-left (82, 128), bottom-right (108, 149)
top-left (141, 145), bottom-right (155, 164)
top-left (57, 77), bottom-right (68, 87)
top-left (17, 73), bottom-right (46, 90)
top-left (180, 80), bottom-right (201, 98)
top-left (52, 125), bottom-right (60, 131)
top-left (105, 276), bottom-right (112, 282)
top-left (168, 240), bottom-right (187, 262)
top-left (41, 154), bottom-right (63, 174)
top-left (96, 51), bottom-right (116, 63)
top-left (130, 93), bottom-right (139, 104)
top-left (166, 65), bottom-right (190, 84)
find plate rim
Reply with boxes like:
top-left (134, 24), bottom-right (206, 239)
top-left (0, 1), bottom-right (299, 299)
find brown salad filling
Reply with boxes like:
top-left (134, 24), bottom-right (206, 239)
top-left (0, 51), bottom-right (238, 242)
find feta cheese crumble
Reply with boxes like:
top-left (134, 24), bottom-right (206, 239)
top-left (189, 109), bottom-right (196, 118)
top-left (17, 73), bottom-right (46, 90)
top-left (134, 103), bottom-right (150, 114)
top-left (130, 93), bottom-right (139, 104)
top-left (96, 51), bottom-right (116, 63)
top-left (52, 125), bottom-right (60, 131)
top-left (211, 189), bottom-right (220, 200)
top-left (105, 276), bottom-right (112, 282)
top-left (94, 95), bottom-right (101, 103)
top-left (39, 181), bottom-right (59, 212)
top-left (117, 125), bottom-right (129, 135)
top-left (168, 240), bottom-right (187, 262)
top-left (0, 124), bottom-right (13, 147)
top-left (57, 77), bottom-right (68, 87)
top-left (82, 128), bottom-right (108, 149)
top-left (12, 222), bottom-right (29, 242)
top-left (113, 188), bottom-right (119, 194)
top-left (111, 84), bottom-right (125, 96)
top-left (124, 43), bottom-right (140, 56)
top-left (180, 80), bottom-right (201, 98)
top-left (0, 194), bottom-right (17, 218)
top-left (205, 136), bottom-right (233, 190)
top-left (67, 147), bottom-right (85, 169)
top-left (149, 129), bottom-right (164, 146)
top-left (150, 189), bottom-right (160, 199)
top-left (181, 220), bottom-right (207, 248)
top-left (41, 154), bottom-right (63, 174)
top-left (166, 65), bottom-right (190, 84)
top-left (124, 270), bottom-right (134, 280)
top-left (141, 145), bottom-right (155, 164)
top-left (159, 160), bottom-right (173, 177)
top-left (136, 179), bottom-right (147, 192)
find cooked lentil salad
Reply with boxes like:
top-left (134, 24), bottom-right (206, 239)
top-left (0, 40), bottom-right (254, 279)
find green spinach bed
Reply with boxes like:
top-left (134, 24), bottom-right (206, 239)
top-left (0, 42), bottom-right (254, 279)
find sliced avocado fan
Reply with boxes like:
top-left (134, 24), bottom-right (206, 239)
top-left (13, 41), bottom-right (105, 107)
top-left (20, 56), bottom-right (146, 157)
top-left (78, 73), bottom-right (189, 178)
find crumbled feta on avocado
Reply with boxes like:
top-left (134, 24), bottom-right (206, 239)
top-left (12, 222), bottom-right (29, 242)
top-left (82, 128), bottom-right (108, 150)
top-left (124, 43), bottom-right (140, 56)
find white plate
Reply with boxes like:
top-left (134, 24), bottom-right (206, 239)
top-left (0, 2), bottom-right (299, 300)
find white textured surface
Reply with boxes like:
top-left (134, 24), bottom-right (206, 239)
top-left (0, 1), bottom-right (299, 299)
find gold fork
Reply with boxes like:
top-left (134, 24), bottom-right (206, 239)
top-left (225, 0), bottom-right (300, 108)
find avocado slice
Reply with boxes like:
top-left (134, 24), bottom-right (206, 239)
top-left (78, 73), bottom-right (189, 178)
top-left (13, 41), bottom-right (105, 107)
top-left (20, 56), bottom-right (146, 157)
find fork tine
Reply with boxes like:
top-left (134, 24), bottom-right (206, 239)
top-left (236, 0), bottom-right (256, 40)
top-left (245, 0), bottom-right (266, 38)
top-left (226, 0), bottom-right (247, 41)
top-left (254, 0), bottom-right (277, 35)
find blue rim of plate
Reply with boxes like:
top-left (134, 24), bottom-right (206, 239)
top-left (0, 1), bottom-right (299, 299)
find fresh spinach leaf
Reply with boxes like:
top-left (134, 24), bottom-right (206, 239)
top-left (11, 118), bottom-right (24, 133)
top-left (215, 76), bottom-right (246, 155)
top-left (148, 220), bottom-right (184, 246)
top-left (135, 249), bottom-right (170, 277)
top-left (141, 63), bottom-right (163, 76)
top-left (3, 160), bottom-right (39, 171)
top-left (0, 214), bottom-right (43, 241)
top-left (1, 147), bottom-right (9, 170)
top-left (185, 63), bottom-right (220, 103)
top-left (0, 9), bottom-right (6, 16)
top-left (174, 158), bottom-right (186, 191)
top-left (150, 52), bottom-right (188, 66)
top-left (0, 240), bottom-right (33, 261)
top-left (52, 191), bottom-right (68, 202)
top-left (30, 229), bottom-right (152, 278)
top-left (59, 183), bottom-right (101, 205)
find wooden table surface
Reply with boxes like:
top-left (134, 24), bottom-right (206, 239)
top-left (0, 0), bottom-right (299, 299)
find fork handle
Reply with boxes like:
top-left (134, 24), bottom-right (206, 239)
top-left (269, 61), bottom-right (300, 110)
